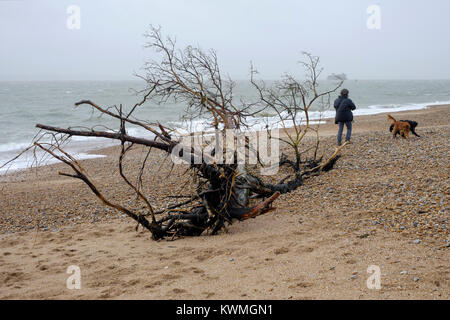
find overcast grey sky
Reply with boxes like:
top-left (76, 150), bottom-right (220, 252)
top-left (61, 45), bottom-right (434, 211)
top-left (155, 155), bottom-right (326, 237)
top-left (1, 0), bottom-right (449, 80)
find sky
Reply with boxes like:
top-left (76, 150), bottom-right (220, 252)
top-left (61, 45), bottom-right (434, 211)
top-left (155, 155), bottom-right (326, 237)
top-left (1, 0), bottom-right (449, 80)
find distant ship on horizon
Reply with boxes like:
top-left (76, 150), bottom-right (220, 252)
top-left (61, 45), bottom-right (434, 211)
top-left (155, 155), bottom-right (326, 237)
top-left (327, 73), bottom-right (347, 81)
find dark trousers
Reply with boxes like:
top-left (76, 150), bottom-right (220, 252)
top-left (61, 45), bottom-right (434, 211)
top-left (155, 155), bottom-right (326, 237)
top-left (337, 121), bottom-right (352, 144)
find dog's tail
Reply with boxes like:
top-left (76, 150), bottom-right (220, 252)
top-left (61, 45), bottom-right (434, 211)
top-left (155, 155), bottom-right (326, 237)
top-left (387, 114), bottom-right (397, 124)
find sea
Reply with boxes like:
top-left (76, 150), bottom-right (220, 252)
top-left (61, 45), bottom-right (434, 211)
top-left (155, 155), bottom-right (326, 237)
top-left (1, 79), bottom-right (449, 172)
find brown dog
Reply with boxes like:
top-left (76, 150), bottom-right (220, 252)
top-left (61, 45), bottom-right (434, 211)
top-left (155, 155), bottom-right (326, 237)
top-left (387, 115), bottom-right (411, 139)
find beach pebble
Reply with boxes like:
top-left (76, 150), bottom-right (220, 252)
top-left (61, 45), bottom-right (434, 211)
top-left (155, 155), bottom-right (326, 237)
top-left (400, 270), bottom-right (408, 275)
top-left (413, 239), bottom-right (421, 244)
top-left (413, 277), bottom-right (420, 282)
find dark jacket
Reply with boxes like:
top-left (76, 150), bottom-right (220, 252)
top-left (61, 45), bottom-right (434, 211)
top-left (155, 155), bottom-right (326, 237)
top-left (334, 95), bottom-right (356, 124)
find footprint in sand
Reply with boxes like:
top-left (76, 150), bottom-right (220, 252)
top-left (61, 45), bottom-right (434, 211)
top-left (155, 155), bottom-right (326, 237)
top-left (145, 280), bottom-right (162, 288)
top-left (1, 240), bottom-right (20, 247)
top-left (172, 288), bottom-right (186, 294)
top-left (182, 266), bottom-right (205, 274)
top-left (2, 271), bottom-right (30, 287)
top-left (297, 246), bottom-right (315, 253)
top-left (288, 282), bottom-right (313, 289)
top-left (99, 290), bottom-right (111, 299)
top-left (274, 247), bottom-right (290, 255)
top-left (126, 279), bottom-right (140, 286)
top-left (162, 274), bottom-right (181, 281)
top-left (38, 264), bottom-right (49, 271)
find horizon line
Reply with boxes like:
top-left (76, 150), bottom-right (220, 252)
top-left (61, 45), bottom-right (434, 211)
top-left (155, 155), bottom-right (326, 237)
top-left (1, 78), bottom-right (450, 82)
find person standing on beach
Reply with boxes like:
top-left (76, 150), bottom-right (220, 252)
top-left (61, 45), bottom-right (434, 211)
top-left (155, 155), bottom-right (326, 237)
top-left (334, 88), bottom-right (356, 146)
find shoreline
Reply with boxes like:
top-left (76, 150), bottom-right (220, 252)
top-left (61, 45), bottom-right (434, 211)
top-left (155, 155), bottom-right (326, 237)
top-left (1, 103), bottom-right (449, 175)
top-left (0, 104), bottom-right (448, 299)
top-left (41, 103), bottom-right (450, 161)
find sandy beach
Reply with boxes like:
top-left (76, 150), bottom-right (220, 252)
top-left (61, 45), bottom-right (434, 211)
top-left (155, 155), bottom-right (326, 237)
top-left (0, 105), bottom-right (448, 300)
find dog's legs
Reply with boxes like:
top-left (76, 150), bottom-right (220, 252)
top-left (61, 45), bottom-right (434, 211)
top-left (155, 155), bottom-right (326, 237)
top-left (400, 130), bottom-right (407, 139)
top-left (393, 127), bottom-right (399, 139)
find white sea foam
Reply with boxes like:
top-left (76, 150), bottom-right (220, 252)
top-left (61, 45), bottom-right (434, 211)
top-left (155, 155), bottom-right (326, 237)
top-left (0, 151), bottom-right (106, 174)
top-left (0, 141), bottom-right (33, 153)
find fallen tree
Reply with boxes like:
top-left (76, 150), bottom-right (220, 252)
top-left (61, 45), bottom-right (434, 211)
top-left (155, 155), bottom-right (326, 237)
top-left (5, 27), bottom-right (348, 240)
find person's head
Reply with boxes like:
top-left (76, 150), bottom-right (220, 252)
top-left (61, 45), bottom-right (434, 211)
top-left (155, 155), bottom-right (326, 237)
top-left (340, 89), bottom-right (349, 97)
